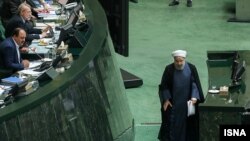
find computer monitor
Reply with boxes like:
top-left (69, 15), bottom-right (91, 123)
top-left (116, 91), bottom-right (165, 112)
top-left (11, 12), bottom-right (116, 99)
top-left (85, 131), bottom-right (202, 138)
top-left (235, 60), bottom-right (246, 81)
top-left (63, 3), bottom-right (83, 27)
top-left (231, 60), bottom-right (246, 86)
top-left (56, 23), bottom-right (74, 46)
top-left (231, 60), bottom-right (239, 80)
top-left (66, 10), bottom-right (78, 27)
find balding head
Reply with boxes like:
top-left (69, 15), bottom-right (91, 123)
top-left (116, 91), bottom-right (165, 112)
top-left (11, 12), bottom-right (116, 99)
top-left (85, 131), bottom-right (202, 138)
top-left (18, 3), bottom-right (32, 21)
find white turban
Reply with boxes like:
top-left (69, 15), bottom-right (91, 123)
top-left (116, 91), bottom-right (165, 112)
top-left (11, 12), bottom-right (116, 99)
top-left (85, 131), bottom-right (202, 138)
top-left (172, 50), bottom-right (187, 58)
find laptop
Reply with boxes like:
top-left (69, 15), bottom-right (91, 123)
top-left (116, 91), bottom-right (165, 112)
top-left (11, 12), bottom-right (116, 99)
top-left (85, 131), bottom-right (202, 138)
top-left (46, 27), bottom-right (54, 38)
top-left (33, 53), bottom-right (64, 72)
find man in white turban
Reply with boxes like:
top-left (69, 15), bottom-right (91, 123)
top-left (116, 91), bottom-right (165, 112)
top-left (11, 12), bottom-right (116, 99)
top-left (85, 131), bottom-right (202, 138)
top-left (158, 50), bottom-right (204, 141)
top-left (172, 50), bottom-right (187, 70)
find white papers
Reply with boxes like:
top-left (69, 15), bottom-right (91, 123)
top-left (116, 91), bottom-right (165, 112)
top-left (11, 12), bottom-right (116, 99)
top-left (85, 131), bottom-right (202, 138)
top-left (0, 85), bottom-right (12, 96)
top-left (49, 11), bottom-right (56, 15)
top-left (38, 11), bottom-right (56, 17)
top-left (35, 22), bottom-right (56, 27)
top-left (208, 89), bottom-right (219, 94)
top-left (43, 15), bottom-right (60, 20)
top-left (0, 89), bottom-right (4, 95)
top-left (187, 100), bottom-right (195, 117)
top-left (29, 61), bottom-right (43, 69)
top-left (2, 76), bottom-right (24, 84)
top-left (19, 70), bottom-right (43, 76)
top-left (0, 85), bottom-right (11, 89)
top-left (43, 58), bottom-right (53, 62)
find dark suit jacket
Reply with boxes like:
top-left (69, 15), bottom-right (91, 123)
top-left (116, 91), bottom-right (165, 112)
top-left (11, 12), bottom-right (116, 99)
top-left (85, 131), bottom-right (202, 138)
top-left (0, 37), bottom-right (24, 71)
top-left (0, 0), bottom-right (39, 27)
top-left (5, 15), bottom-right (42, 42)
top-left (0, 0), bottom-right (22, 21)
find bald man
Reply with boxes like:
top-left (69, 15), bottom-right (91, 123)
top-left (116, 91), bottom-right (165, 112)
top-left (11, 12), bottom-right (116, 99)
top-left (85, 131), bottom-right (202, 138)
top-left (158, 50), bottom-right (204, 141)
top-left (0, 28), bottom-right (29, 73)
top-left (5, 3), bottom-right (50, 44)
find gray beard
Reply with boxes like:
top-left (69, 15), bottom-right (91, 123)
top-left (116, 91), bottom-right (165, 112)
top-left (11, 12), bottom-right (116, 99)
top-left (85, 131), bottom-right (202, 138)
top-left (175, 65), bottom-right (184, 70)
top-left (175, 63), bottom-right (185, 70)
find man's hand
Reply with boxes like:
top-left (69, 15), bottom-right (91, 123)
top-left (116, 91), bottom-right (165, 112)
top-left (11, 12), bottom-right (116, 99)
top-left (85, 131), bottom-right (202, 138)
top-left (20, 47), bottom-right (29, 53)
top-left (191, 98), bottom-right (197, 104)
top-left (43, 4), bottom-right (50, 12)
top-left (22, 60), bottom-right (30, 69)
top-left (40, 32), bottom-right (48, 38)
top-left (163, 100), bottom-right (172, 111)
top-left (30, 47), bottom-right (36, 52)
top-left (42, 25), bottom-right (51, 33)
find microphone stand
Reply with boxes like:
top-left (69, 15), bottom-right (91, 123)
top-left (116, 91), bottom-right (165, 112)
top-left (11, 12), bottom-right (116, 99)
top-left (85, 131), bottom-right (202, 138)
top-left (29, 48), bottom-right (44, 61)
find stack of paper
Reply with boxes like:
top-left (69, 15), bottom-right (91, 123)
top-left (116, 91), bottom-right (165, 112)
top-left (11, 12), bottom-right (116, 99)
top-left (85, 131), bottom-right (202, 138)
top-left (187, 100), bottom-right (195, 117)
top-left (2, 77), bottom-right (23, 84)
top-left (18, 70), bottom-right (43, 77)
top-left (1, 76), bottom-right (28, 87)
top-left (35, 22), bottom-right (56, 27)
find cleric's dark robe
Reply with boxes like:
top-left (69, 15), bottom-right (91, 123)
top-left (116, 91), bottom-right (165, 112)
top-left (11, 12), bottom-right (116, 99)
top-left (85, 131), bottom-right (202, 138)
top-left (158, 62), bottom-right (205, 141)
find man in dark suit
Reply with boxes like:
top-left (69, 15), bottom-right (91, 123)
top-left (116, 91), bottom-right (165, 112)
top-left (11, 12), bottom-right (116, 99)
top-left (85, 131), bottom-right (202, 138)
top-left (0, 28), bottom-right (29, 74)
top-left (0, 28), bottom-right (29, 78)
top-left (0, 0), bottom-right (49, 27)
top-left (5, 3), bottom-right (50, 44)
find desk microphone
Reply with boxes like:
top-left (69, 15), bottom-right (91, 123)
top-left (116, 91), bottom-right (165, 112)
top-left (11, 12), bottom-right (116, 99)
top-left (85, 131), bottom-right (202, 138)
top-left (29, 48), bottom-right (44, 61)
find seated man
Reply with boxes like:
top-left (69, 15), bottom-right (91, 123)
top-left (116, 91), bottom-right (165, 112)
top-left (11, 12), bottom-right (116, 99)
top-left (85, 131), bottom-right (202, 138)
top-left (0, 28), bottom-right (29, 76)
top-left (5, 3), bottom-right (50, 44)
top-left (0, 0), bottom-right (50, 27)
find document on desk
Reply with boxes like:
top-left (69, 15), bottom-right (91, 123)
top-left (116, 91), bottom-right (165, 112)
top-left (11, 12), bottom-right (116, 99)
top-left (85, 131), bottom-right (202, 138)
top-left (19, 70), bottom-right (43, 77)
top-left (38, 11), bottom-right (56, 17)
top-left (29, 44), bottom-right (50, 54)
top-left (1, 76), bottom-right (24, 84)
top-left (0, 85), bottom-right (11, 96)
top-left (35, 22), bottom-right (56, 27)
top-left (0, 85), bottom-right (11, 90)
top-left (43, 15), bottom-right (60, 20)
top-left (0, 89), bottom-right (4, 95)
top-left (29, 61), bottom-right (43, 69)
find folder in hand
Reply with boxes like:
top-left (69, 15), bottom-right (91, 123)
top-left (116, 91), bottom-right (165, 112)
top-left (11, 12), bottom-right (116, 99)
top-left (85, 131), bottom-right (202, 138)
top-left (187, 100), bottom-right (195, 117)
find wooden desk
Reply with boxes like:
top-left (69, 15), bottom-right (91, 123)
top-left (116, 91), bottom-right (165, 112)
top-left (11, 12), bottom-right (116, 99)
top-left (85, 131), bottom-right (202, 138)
top-left (199, 50), bottom-right (250, 141)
